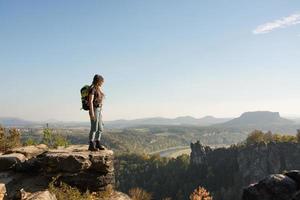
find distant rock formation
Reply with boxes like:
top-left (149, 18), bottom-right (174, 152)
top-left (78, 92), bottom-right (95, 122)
top-left (0, 145), bottom-right (131, 200)
top-left (190, 141), bottom-right (300, 200)
top-left (218, 111), bottom-right (294, 129)
top-left (190, 141), bottom-right (212, 165)
top-left (242, 170), bottom-right (300, 200)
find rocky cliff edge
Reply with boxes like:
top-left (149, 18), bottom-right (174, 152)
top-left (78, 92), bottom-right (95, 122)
top-left (0, 145), bottom-right (131, 200)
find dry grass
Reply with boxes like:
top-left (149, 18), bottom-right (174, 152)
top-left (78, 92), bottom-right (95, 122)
top-left (128, 187), bottom-right (152, 200)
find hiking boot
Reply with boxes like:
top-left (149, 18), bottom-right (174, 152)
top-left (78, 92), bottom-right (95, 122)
top-left (95, 140), bottom-right (105, 150)
top-left (88, 141), bottom-right (98, 151)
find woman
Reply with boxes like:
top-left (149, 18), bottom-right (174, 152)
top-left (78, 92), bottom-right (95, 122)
top-left (88, 74), bottom-right (105, 151)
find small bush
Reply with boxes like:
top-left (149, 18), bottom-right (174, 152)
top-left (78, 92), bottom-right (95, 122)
top-left (0, 125), bottom-right (5, 151)
top-left (49, 180), bottom-right (92, 200)
top-left (24, 138), bottom-right (38, 146)
top-left (0, 125), bottom-right (21, 152)
top-left (246, 130), bottom-right (265, 145)
top-left (42, 128), bottom-right (69, 148)
top-left (7, 128), bottom-right (21, 148)
top-left (189, 186), bottom-right (213, 200)
top-left (49, 179), bottom-right (114, 200)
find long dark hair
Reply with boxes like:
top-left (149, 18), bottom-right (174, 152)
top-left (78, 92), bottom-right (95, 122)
top-left (91, 74), bottom-right (105, 98)
top-left (92, 74), bottom-right (104, 86)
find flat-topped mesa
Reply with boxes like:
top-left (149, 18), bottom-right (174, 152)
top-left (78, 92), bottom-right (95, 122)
top-left (0, 145), bottom-right (131, 200)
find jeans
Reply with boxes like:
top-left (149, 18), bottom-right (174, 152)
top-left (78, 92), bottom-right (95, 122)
top-left (89, 107), bottom-right (104, 141)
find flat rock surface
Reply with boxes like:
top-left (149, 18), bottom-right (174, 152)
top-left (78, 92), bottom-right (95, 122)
top-left (5, 144), bottom-right (48, 159)
top-left (39, 145), bottom-right (114, 173)
top-left (21, 190), bottom-right (57, 200)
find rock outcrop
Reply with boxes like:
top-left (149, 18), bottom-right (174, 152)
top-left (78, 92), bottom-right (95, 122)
top-left (242, 170), bottom-right (300, 200)
top-left (190, 141), bottom-right (300, 200)
top-left (190, 141), bottom-right (212, 165)
top-left (0, 145), bottom-right (131, 200)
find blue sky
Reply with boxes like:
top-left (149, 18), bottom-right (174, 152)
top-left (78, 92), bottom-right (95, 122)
top-left (0, 0), bottom-right (300, 121)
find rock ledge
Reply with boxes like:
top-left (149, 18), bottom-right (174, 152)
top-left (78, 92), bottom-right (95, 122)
top-left (0, 145), bottom-right (131, 200)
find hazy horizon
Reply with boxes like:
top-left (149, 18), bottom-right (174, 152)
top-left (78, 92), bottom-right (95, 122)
top-left (1, 1), bottom-right (299, 121)
top-left (1, 110), bottom-right (300, 123)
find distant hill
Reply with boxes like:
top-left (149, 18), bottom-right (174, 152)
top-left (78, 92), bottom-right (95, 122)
top-left (0, 116), bottom-right (230, 128)
top-left (104, 116), bottom-right (231, 128)
top-left (217, 111), bottom-right (294, 130)
top-left (0, 117), bottom-right (88, 128)
top-left (198, 116), bottom-right (231, 125)
top-left (0, 117), bottom-right (35, 127)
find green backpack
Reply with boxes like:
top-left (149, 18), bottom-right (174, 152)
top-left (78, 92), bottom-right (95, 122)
top-left (80, 85), bottom-right (90, 111)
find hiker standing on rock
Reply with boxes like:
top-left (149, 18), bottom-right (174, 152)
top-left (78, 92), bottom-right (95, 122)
top-left (88, 74), bottom-right (105, 151)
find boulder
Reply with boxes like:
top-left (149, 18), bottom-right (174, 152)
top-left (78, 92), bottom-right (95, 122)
top-left (5, 144), bottom-right (48, 159)
top-left (284, 170), bottom-right (300, 187)
top-left (0, 153), bottom-right (26, 171)
top-left (242, 174), bottom-right (298, 200)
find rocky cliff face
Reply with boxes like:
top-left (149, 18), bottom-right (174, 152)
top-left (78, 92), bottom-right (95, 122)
top-left (0, 145), bottom-right (131, 200)
top-left (190, 141), bottom-right (300, 200)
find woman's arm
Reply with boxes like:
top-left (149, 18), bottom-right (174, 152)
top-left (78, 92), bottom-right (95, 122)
top-left (89, 93), bottom-right (95, 121)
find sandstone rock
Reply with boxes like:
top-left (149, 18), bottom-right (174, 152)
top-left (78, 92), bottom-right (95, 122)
top-left (0, 183), bottom-right (6, 200)
top-left (38, 147), bottom-right (114, 173)
top-left (242, 174), bottom-right (297, 200)
top-left (0, 171), bottom-right (19, 200)
top-left (39, 151), bottom-right (92, 172)
top-left (0, 153), bottom-right (26, 171)
top-left (0, 171), bottom-right (15, 184)
top-left (0, 145), bottom-right (117, 197)
top-left (6, 144), bottom-right (48, 159)
top-left (57, 172), bottom-right (115, 191)
top-left (4, 174), bottom-right (51, 199)
top-left (15, 157), bottom-right (41, 172)
top-left (90, 151), bottom-right (114, 173)
top-left (108, 191), bottom-right (132, 200)
top-left (21, 190), bottom-right (57, 200)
